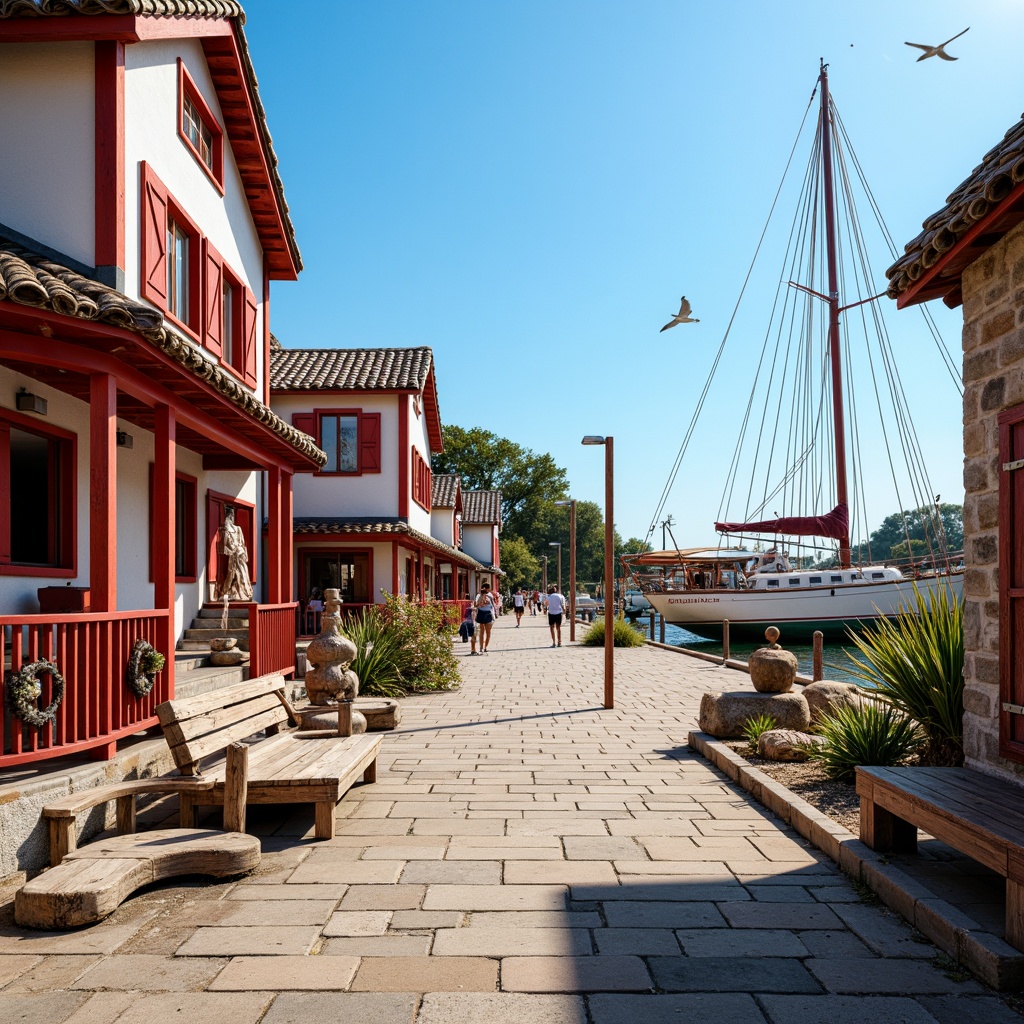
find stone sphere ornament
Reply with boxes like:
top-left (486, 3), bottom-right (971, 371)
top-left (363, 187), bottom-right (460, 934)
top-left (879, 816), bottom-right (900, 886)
top-left (747, 626), bottom-right (798, 693)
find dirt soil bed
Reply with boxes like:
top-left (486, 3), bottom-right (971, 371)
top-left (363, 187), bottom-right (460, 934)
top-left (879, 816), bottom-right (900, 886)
top-left (725, 741), bottom-right (861, 833)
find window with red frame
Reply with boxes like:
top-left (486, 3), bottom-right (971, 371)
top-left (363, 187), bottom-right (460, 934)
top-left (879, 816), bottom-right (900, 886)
top-left (412, 448), bottom-right (432, 510)
top-left (291, 410), bottom-right (381, 475)
top-left (148, 469), bottom-right (198, 583)
top-left (177, 59), bottom-right (224, 191)
top-left (0, 411), bottom-right (76, 574)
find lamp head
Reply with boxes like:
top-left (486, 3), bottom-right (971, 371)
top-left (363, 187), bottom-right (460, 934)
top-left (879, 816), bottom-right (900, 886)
top-left (554, 499), bottom-right (573, 507)
top-left (581, 435), bottom-right (606, 445)
top-left (549, 542), bottom-right (560, 548)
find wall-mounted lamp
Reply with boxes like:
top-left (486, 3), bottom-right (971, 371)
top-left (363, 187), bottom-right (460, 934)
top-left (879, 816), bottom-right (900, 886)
top-left (16, 388), bottom-right (47, 416)
top-left (116, 431), bottom-right (134, 449)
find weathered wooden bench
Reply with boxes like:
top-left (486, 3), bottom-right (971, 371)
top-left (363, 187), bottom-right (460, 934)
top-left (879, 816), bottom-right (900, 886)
top-left (856, 765), bottom-right (1024, 949)
top-left (157, 674), bottom-right (381, 840)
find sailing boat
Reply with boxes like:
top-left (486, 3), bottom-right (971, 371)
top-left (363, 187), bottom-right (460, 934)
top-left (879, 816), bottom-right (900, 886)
top-left (629, 62), bottom-right (963, 642)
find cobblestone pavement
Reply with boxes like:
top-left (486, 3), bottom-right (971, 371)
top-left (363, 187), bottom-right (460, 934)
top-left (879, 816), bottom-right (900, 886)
top-left (1, 614), bottom-right (1018, 1024)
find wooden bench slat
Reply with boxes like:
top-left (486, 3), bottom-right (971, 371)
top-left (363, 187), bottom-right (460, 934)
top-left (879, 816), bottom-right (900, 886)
top-left (167, 704), bottom-right (290, 771)
top-left (41, 779), bottom-right (214, 819)
top-left (156, 674), bottom-right (286, 725)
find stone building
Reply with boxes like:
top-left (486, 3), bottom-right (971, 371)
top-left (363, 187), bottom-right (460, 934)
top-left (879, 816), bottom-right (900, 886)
top-left (887, 113), bottom-right (1024, 779)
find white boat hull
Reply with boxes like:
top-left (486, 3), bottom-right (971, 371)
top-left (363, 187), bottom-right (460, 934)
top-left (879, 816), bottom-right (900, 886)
top-left (644, 573), bottom-right (962, 641)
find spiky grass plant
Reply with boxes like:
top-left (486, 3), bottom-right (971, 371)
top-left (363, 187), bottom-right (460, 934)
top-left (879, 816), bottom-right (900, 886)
top-left (846, 583), bottom-right (963, 765)
top-left (742, 713), bottom-right (778, 751)
top-left (344, 606), bottom-right (408, 699)
top-left (808, 702), bottom-right (922, 781)
top-left (580, 617), bottom-right (646, 648)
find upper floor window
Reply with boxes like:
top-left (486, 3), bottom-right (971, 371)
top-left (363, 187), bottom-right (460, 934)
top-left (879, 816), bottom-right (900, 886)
top-left (412, 448), bottom-right (432, 511)
top-left (167, 217), bottom-right (190, 323)
top-left (177, 60), bottom-right (224, 192)
top-left (322, 414), bottom-right (359, 474)
top-left (291, 409), bottom-right (381, 476)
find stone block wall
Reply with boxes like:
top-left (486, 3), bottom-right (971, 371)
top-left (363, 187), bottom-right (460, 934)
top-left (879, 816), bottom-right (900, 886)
top-left (960, 217), bottom-right (1024, 779)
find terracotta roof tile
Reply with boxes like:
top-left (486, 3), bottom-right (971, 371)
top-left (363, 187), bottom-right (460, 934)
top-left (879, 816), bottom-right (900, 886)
top-left (0, 234), bottom-right (326, 466)
top-left (432, 474), bottom-right (459, 509)
top-left (271, 347), bottom-right (434, 392)
top-left (887, 112), bottom-right (1024, 301)
top-left (462, 490), bottom-right (501, 526)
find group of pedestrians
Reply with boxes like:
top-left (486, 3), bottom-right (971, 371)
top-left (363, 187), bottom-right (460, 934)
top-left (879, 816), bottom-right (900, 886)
top-left (459, 583), bottom-right (567, 652)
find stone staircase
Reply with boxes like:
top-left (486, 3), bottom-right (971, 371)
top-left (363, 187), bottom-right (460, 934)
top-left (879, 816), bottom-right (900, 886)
top-left (173, 606), bottom-right (251, 699)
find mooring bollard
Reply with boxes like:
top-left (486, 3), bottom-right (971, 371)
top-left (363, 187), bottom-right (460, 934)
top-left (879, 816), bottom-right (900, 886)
top-left (722, 619), bottom-right (730, 664)
top-left (649, 611), bottom-right (656, 640)
top-left (659, 612), bottom-right (665, 644)
top-left (813, 630), bottom-right (823, 681)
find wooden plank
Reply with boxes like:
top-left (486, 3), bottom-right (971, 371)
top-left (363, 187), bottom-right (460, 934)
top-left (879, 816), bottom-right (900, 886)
top-left (42, 778), bottom-right (215, 818)
top-left (165, 705), bottom-right (289, 767)
top-left (169, 692), bottom-right (285, 744)
top-left (224, 742), bottom-right (248, 834)
top-left (1008, 878), bottom-right (1024, 952)
top-left (156, 673), bottom-right (285, 725)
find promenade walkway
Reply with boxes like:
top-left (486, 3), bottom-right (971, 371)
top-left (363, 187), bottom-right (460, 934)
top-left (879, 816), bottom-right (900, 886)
top-left (0, 614), bottom-right (1015, 1023)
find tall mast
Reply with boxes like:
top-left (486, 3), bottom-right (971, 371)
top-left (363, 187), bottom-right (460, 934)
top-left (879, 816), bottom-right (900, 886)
top-left (819, 60), bottom-right (852, 567)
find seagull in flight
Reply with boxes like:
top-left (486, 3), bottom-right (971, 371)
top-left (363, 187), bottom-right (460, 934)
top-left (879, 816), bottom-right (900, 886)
top-left (660, 296), bottom-right (700, 332)
top-left (905, 27), bottom-right (969, 62)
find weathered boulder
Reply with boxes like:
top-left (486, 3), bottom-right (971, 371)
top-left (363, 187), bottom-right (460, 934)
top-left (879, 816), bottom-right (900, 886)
top-left (698, 690), bottom-right (811, 739)
top-left (748, 626), bottom-right (798, 693)
top-left (757, 728), bottom-right (826, 762)
top-left (356, 697), bottom-right (401, 731)
top-left (803, 680), bottom-right (864, 725)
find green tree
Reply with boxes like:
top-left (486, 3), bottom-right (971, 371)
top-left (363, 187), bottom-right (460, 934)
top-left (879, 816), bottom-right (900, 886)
top-left (499, 534), bottom-right (540, 592)
top-left (856, 503), bottom-right (963, 562)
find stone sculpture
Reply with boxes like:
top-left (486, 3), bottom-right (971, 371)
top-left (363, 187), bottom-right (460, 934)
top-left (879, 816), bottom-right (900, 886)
top-left (698, 690), bottom-right (811, 738)
top-left (748, 626), bottom-right (798, 693)
top-left (304, 589), bottom-right (363, 721)
top-left (215, 508), bottom-right (253, 603)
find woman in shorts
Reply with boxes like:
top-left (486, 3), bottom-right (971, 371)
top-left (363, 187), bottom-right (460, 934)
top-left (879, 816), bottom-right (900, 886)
top-left (474, 582), bottom-right (497, 653)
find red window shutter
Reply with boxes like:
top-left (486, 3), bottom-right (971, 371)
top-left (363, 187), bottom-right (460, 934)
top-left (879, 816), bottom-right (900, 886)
top-left (140, 163), bottom-right (169, 307)
top-left (206, 491), bottom-right (221, 584)
top-left (204, 241), bottom-right (224, 357)
top-left (241, 289), bottom-right (258, 388)
top-left (360, 413), bottom-right (381, 473)
top-left (292, 412), bottom-right (316, 439)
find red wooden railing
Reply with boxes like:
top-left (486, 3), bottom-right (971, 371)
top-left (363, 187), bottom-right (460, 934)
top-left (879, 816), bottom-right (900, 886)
top-left (247, 602), bottom-right (298, 678)
top-left (1, 610), bottom-right (170, 767)
top-left (298, 599), bottom-right (467, 637)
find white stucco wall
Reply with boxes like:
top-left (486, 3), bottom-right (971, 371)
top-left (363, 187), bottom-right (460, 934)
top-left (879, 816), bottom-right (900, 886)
top-left (272, 394), bottom-right (401, 519)
top-left (0, 42), bottom-right (95, 266)
top-left (462, 523), bottom-right (496, 566)
top-left (431, 508), bottom-right (456, 547)
top-left (123, 38), bottom-right (266, 391)
top-left (407, 397), bottom-right (432, 535)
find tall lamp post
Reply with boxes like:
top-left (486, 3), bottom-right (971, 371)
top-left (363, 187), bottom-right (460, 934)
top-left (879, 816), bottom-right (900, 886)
top-left (548, 542), bottom-right (562, 595)
top-left (554, 499), bottom-right (576, 641)
top-left (541, 555), bottom-right (548, 595)
top-left (582, 435), bottom-right (614, 709)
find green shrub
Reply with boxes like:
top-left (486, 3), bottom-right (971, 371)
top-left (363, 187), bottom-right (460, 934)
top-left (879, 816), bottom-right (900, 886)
top-left (742, 713), bottom-right (778, 750)
top-left (808, 702), bottom-right (922, 781)
top-left (846, 583), bottom-right (963, 765)
top-left (344, 606), bottom-right (407, 699)
top-left (580, 617), bottom-right (646, 648)
top-left (379, 594), bottom-right (460, 693)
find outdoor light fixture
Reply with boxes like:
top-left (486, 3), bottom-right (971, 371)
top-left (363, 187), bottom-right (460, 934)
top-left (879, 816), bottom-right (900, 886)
top-left (555, 499), bottom-right (577, 640)
top-left (581, 435), bottom-right (605, 445)
top-left (15, 388), bottom-right (47, 415)
top-left (548, 541), bottom-right (562, 594)
top-left (116, 431), bottom-right (134, 449)
top-left (582, 433), bottom-right (614, 709)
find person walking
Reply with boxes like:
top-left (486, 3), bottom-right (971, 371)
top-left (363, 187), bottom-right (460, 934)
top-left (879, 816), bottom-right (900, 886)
top-left (474, 582), bottom-right (498, 653)
top-left (459, 593), bottom-right (478, 653)
top-left (512, 587), bottom-right (526, 626)
top-left (546, 584), bottom-right (566, 647)
top-left (531, 589), bottom-right (541, 616)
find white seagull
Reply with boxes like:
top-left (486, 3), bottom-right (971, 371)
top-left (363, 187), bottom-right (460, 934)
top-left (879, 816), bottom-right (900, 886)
top-left (660, 296), bottom-right (700, 332)
top-left (904, 27), bottom-right (969, 62)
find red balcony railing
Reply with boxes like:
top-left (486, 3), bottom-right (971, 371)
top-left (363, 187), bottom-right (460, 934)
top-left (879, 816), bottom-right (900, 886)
top-left (247, 602), bottom-right (298, 678)
top-left (1, 610), bottom-right (171, 767)
top-left (298, 599), bottom-right (467, 637)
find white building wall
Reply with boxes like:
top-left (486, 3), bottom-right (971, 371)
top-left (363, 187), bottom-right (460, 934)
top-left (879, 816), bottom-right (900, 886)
top-left (407, 398), bottom-right (432, 535)
top-left (123, 38), bottom-right (266, 390)
top-left (431, 509), bottom-right (456, 546)
top-left (462, 524), bottom-right (496, 566)
top-left (0, 42), bottom-right (95, 266)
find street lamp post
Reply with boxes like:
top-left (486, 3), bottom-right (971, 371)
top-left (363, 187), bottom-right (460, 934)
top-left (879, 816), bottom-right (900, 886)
top-left (548, 542), bottom-right (562, 595)
top-left (554, 499), bottom-right (576, 641)
top-left (541, 555), bottom-right (548, 595)
top-left (582, 435), bottom-right (614, 709)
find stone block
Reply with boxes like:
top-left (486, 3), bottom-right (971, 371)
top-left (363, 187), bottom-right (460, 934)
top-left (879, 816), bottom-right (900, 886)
top-left (418, 993), bottom-right (585, 1024)
top-left (803, 681), bottom-right (864, 725)
top-left (501, 955), bottom-right (652, 993)
top-left (757, 729), bottom-right (825, 762)
top-left (351, 956), bottom-right (498, 993)
top-left (208, 955), bottom-right (360, 991)
top-left (698, 691), bottom-right (810, 738)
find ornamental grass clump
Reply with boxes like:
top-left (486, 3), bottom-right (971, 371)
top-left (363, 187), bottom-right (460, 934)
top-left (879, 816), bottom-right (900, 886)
top-left (344, 606), bottom-right (407, 699)
top-left (742, 713), bottom-right (778, 751)
top-left (846, 583), bottom-right (963, 766)
top-left (808, 701), bottom-right (922, 781)
top-left (581, 617), bottom-right (646, 648)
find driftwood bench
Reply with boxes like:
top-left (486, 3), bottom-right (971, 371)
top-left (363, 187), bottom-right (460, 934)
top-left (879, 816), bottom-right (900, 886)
top-left (856, 765), bottom-right (1024, 949)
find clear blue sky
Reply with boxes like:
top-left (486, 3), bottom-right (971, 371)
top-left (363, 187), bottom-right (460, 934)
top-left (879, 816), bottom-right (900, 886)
top-left (245, 1), bottom-right (1022, 549)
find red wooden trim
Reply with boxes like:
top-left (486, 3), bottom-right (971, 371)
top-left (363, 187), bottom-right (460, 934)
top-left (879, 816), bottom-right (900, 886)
top-left (311, 406), bottom-right (376, 476)
top-left (241, 287), bottom-right (258, 388)
top-left (262, 256), bottom-right (271, 407)
top-left (203, 238), bottom-right (224, 358)
top-left (392, 540), bottom-right (399, 595)
top-left (398, 395), bottom-right (409, 518)
top-left (267, 465), bottom-right (282, 604)
top-left (149, 463), bottom-right (197, 584)
top-left (177, 57), bottom-right (225, 194)
top-left (153, 405), bottom-right (177, 699)
top-left (0, 15), bottom-right (137, 42)
top-left (281, 471), bottom-right (293, 603)
top-left (94, 41), bottom-right (125, 275)
top-left (89, 373), bottom-right (117, 611)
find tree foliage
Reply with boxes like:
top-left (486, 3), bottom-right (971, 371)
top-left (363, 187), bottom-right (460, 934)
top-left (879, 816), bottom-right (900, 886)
top-left (855, 503), bottom-right (963, 562)
top-left (498, 535), bottom-right (540, 592)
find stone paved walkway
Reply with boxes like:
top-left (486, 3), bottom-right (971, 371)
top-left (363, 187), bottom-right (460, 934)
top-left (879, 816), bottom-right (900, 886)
top-left (1, 614), bottom-right (1019, 1024)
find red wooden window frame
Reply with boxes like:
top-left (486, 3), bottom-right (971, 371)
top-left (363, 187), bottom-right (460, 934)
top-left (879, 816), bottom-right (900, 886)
top-left (999, 402), bottom-right (1024, 764)
top-left (411, 447), bottom-right (432, 511)
top-left (177, 58), bottom-right (225, 193)
top-left (203, 239), bottom-right (253, 383)
top-left (291, 409), bottom-right (381, 476)
top-left (0, 408), bottom-right (77, 577)
top-left (148, 468), bottom-right (198, 584)
top-left (206, 489), bottom-right (257, 587)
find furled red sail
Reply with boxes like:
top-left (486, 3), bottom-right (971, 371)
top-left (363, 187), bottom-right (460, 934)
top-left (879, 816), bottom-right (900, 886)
top-left (715, 502), bottom-right (848, 540)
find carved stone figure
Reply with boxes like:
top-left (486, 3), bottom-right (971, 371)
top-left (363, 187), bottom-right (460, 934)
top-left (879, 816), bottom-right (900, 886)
top-left (215, 508), bottom-right (253, 602)
top-left (305, 588), bottom-right (360, 707)
top-left (748, 626), bottom-right (798, 693)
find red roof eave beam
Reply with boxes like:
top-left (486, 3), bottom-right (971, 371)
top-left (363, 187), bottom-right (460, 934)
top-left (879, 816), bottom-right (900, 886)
top-left (0, 14), bottom-right (233, 44)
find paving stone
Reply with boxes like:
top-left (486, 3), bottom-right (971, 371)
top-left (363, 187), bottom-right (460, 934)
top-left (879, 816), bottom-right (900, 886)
top-left (322, 935), bottom-right (432, 955)
top-left (102, 992), bottom-right (273, 1024)
top-left (351, 956), bottom-right (498, 992)
top-left (574, 882), bottom-right (747, 902)
top-left (501, 955), bottom-right (652, 992)
top-left (562, 837), bottom-right (644, 860)
top-left (400, 860), bottom-right (502, 884)
top-left (758, 995), bottom-right (939, 1023)
top-left (446, 836), bottom-right (562, 848)
top-left (227, 884), bottom-right (348, 901)
top-left (389, 911), bottom-right (463, 930)
top-left (806, 958), bottom-right (985, 994)
top-left (649, 956), bottom-right (822, 993)
top-left (675, 928), bottom-right (811, 958)
top-left (805, 885), bottom-right (862, 903)
top-left (417, 992), bottom-right (586, 1024)
top-left (0, 993), bottom-right (89, 1024)
top-left (72, 954), bottom-right (227, 991)
top-left (468, 911), bottom-right (602, 929)
top-left (322, 911), bottom-right (393, 936)
top-left (745, 885), bottom-right (816, 903)
top-left (0, 922), bottom-right (150, 956)
top-left (363, 846), bottom-right (445, 860)
top-left (612, 861), bottom-right (734, 877)
top-left (717, 902), bottom-right (842, 929)
top-left (828, 903), bottom-right (938, 958)
top-left (917, 995), bottom-right (1024, 1024)
top-left (423, 885), bottom-right (568, 911)
top-left (63, 992), bottom-right (135, 1024)
top-left (412, 820), bottom-right (506, 836)
top-left (504, 862), bottom-right (619, 886)
top-left (207, 955), bottom-right (359, 990)
top-left (0, 954), bottom-right (41, 987)
top-left (589, 993), bottom-right (768, 1024)
top-left (289, 861), bottom-right (405, 885)
top-left (795, 930), bottom-right (876, 959)
top-left (445, 847), bottom-right (562, 861)
top-left (593, 928), bottom-right (681, 955)
top-left (182, 900), bottom-right (337, 926)
top-left (338, 885), bottom-right (425, 910)
top-left (508, 820), bottom-right (609, 837)
top-left (433, 926), bottom-right (591, 956)
top-left (174, 927), bottom-right (320, 957)
top-left (258, 991), bottom-right (418, 1024)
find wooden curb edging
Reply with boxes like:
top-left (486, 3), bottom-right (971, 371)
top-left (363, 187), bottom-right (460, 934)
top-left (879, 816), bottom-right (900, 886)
top-left (687, 729), bottom-right (1024, 991)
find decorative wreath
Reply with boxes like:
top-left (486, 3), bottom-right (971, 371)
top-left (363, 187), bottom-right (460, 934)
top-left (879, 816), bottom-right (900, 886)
top-left (127, 639), bottom-right (166, 698)
top-left (5, 659), bottom-right (65, 730)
